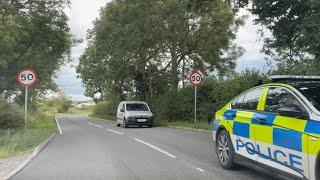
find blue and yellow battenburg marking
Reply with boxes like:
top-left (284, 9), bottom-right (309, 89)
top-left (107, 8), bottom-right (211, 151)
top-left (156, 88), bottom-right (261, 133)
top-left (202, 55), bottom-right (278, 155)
top-left (212, 108), bottom-right (320, 175)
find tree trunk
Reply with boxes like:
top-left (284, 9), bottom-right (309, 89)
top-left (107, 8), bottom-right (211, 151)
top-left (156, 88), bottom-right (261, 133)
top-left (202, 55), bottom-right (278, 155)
top-left (136, 58), bottom-right (147, 100)
top-left (171, 39), bottom-right (179, 92)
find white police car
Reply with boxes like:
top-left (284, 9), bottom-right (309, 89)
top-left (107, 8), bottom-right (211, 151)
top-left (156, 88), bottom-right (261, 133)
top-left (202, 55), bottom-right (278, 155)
top-left (212, 76), bottom-right (320, 180)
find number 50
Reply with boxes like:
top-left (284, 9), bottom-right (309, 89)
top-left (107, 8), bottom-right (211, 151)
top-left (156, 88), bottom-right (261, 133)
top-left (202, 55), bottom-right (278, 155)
top-left (21, 74), bottom-right (34, 81)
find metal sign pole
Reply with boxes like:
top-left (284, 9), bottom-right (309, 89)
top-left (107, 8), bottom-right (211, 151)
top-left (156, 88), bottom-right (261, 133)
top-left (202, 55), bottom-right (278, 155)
top-left (24, 86), bottom-right (28, 130)
top-left (194, 85), bottom-right (197, 123)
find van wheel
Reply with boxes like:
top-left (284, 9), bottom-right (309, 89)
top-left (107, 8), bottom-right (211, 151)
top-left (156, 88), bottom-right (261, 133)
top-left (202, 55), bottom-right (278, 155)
top-left (116, 123), bottom-right (120, 127)
top-left (216, 129), bottom-right (237, 170)
top-left (123, 119), bottom-right (128, 128)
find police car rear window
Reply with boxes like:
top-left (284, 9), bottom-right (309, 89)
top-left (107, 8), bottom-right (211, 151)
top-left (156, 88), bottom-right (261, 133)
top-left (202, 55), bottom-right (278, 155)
top-left (294, 83), bottom-right (320, 111)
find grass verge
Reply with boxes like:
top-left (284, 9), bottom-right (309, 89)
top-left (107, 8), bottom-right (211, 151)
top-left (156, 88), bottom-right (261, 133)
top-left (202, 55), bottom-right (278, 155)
top-left (89, 113), bottom-right (211, 132)
top-left (0, 116), bottom-right (56, 159)
top-left (155, 120), bottom-right (211, 132)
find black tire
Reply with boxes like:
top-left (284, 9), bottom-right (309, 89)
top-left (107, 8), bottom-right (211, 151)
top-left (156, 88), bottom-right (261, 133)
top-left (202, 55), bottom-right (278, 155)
top-left (123, 119), bottom-right (128, 128)
top-left (116, 123), bottom-right (120, 127)
top-left (148, 125), bottom-right (153, 128)
top-left (216, 129), bottom-right (237, 170)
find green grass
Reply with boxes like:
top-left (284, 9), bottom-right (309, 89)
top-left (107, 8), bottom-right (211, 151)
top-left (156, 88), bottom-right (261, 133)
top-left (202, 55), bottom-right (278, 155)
top-left (0, 116), bottom-right (56, 159)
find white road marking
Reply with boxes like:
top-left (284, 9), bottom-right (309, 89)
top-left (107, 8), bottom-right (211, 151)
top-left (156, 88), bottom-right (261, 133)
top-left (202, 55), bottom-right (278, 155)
top-left (134, 138), bottom-right (176, 159)
top-left (88, 122), bottom-right (103, 128)
top-left (55, 117), bottom-right (63, 135)
top-left (107, 129), bottom-right (124, 135)
top-left (196, 168), bottom-right (204, 172)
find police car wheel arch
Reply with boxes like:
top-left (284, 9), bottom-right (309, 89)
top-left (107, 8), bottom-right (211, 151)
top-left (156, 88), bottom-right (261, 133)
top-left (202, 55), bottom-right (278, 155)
top-left (216, 129), bottom-right (237, 169)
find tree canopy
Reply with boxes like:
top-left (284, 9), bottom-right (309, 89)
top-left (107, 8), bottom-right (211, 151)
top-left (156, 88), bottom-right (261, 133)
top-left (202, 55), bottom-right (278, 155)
top-left (0, 0), bottom-right (72, 102)
top-left (250, 0), bottom-right (320, 75)
top-left (77, 0), bottom-right (244, 101)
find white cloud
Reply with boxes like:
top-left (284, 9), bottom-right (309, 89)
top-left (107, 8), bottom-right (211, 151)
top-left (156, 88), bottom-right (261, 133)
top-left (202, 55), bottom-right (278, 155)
top-left (235, 8), bottom-right (271, 70)
top-left (54, 0), bottom-right (111, 101)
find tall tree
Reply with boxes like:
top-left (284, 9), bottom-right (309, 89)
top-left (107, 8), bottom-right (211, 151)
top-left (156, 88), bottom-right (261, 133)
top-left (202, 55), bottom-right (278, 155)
top-left (78, 0), bottom-right (243, 101)
top-left (0, 0), bottom-right (72, 103)
top-left (250, 0), bottom-right (320, 75)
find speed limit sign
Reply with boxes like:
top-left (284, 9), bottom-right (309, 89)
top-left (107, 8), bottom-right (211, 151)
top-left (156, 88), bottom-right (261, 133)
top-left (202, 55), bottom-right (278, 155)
top-left (189, 71), bottom-right (204, 123)
top-left (17, 68), bottom-right (38, 87)
top-left (17, 67), bottom-right (38, 130)
top-left (189, 71), bottom-right (204, 86)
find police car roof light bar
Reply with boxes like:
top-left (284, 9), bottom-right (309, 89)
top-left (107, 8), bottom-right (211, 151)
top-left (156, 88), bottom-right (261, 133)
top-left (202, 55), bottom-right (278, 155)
top-left (270, 75), bottom-right (320, 83)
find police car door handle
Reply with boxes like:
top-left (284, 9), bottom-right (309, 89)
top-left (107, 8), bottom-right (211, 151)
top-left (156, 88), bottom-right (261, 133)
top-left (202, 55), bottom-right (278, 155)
top-left (258, 118), bottom-right (267, 125)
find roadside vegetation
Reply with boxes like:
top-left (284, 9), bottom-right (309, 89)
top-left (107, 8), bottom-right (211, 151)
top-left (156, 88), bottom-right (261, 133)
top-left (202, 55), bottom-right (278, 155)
top-left (85, 0), bottom-right (320, 131)
top-left (90, 70), bottom-right (267, 130)
top-left (0, 115), bottom-right (56, 159)
top-left (0, 0), bottom-right (73, 159)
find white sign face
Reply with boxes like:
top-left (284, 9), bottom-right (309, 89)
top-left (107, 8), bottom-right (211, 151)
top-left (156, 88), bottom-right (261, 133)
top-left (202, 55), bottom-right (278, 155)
top-left (190, 72), bottom-right (203, 86)
top-left (17, 68), bottom-right (37, 87)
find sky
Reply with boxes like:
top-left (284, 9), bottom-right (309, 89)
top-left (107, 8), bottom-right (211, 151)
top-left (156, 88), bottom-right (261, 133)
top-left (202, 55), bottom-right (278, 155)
top-left (55, 0), bottom-right (267, 101)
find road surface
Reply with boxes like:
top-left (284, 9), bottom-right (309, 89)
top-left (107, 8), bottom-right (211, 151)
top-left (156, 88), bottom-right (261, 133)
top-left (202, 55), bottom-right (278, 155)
top-left (12, 115), bottom-right (273, 180)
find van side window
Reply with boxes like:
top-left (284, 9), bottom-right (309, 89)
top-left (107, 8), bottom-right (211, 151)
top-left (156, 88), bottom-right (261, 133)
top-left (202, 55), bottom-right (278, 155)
top-left (241, 88), bottom-right (264, 111)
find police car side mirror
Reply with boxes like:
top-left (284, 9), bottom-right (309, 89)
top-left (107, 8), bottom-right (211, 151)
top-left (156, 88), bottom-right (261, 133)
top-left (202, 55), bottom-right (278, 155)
top-left (120, 108), bottom-right (125, 113)
top-left (278, 106), bottom-right (309, 119)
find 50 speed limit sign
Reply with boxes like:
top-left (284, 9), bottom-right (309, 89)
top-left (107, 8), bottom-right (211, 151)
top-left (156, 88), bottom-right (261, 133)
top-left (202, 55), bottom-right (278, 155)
top-left (189, 71), bottom-right (204, 86)
top-left (17, 68), bottom-right (38, 87)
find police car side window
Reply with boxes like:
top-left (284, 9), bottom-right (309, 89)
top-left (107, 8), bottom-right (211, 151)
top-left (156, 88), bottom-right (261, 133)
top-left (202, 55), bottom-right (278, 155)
top-left (241, 88), bottom-right (264, 111)
top-left (265, 87), bottom-right (306, 116)
top-left (231, 94), bottom-right (245, 109)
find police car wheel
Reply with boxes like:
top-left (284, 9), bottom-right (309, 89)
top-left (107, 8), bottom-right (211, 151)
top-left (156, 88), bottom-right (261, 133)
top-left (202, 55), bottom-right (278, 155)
top-left (216, 130), bottom-right (237, 169)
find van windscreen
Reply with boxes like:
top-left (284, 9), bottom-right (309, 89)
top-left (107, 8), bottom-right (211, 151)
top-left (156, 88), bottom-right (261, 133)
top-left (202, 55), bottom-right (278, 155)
top-left (126, 104), bottom-right (149, 111)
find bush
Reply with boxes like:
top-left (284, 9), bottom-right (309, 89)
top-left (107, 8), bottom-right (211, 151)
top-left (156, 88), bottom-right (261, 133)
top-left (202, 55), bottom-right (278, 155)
top-left (57, 100), bottom-right (72, 113)
top-left (92, 100), bottom-right (119, 117)
top-left (0, 101), bottom-right (24, 129)
top-left (148, 70), bottom-right (267, 122)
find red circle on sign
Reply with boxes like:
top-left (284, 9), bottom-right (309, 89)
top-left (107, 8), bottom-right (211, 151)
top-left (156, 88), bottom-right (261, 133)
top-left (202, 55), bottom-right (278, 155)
top-left (189, 71), bottom-right (204, 86)
top-left (17, 68), bottom-right (38, 87)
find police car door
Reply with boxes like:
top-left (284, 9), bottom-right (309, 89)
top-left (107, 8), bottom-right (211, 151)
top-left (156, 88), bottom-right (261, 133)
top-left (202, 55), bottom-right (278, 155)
top-left (230, 87), bottom-right (264, 162)
top-left (255, 86), bottom-right (309, 179)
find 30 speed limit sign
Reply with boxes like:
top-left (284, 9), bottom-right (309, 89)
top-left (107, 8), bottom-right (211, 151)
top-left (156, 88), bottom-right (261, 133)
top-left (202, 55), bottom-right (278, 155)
top-left (189, 71), bottom-right (204, 86)
top-left (17, 68), bottom-right (38, 87)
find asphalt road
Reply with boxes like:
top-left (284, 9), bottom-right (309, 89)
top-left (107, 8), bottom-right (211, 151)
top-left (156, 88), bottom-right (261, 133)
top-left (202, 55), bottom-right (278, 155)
top-left (11, 115), bottom-right (273, 180)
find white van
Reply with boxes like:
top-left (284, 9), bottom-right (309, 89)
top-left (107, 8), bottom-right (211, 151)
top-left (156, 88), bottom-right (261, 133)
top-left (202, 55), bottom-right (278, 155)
top-left (116, 101), bottom-right (153, 128)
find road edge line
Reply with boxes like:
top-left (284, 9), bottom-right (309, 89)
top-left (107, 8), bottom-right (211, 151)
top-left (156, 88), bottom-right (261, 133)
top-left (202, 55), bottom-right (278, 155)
top-left (89, 115), bottom-right (210, 133)
top-left (55, 116), bottom-right (63, 134)
top-left (167, 126), bottom-right (210, 133)
top-left (87, 116), bottom-right (115, 123)
top-left (4, 133), bottom-right (56, 180)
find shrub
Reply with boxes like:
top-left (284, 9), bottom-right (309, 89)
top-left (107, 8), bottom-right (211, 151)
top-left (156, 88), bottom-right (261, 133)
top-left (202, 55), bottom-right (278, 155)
top-left (0, 101), bottom-right (24, 129)
top-left (148, 70), bottom-right (267, 122)
top-left (92, 100), bottom-right (119, 117)
top-left (57, 100), bottom-right (72, 113)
